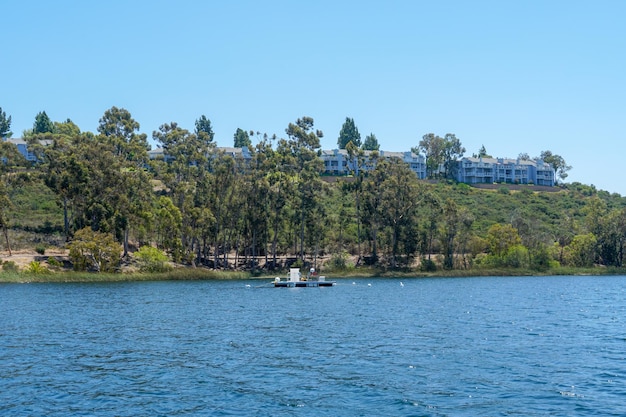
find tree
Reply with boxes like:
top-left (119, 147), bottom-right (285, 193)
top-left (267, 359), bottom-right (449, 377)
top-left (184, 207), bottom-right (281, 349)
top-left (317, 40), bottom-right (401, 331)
top-left (486, 223), bottom-right (522, 257)
top-left (153, 122), bottom-right (215, 265)
top-left (440, 199), bottom-right (461, 269)
top-left (98, 106), bottom-right (149, 165)
top-left (0, 107), bottom-right (12, 138)
top-left (97, 107), bottom-right (151, 257)
top-left (195, 115), bottom-right (215, 143)
top-left (539, 150), bottom-right (571, 184)
top-left (415, 133), bottom-right (443, 178)
top-left (415, 133), bottom-right (465, 179)
top-left (337, 117), bottom-right (361, 149)
top-left (378, 159), bottom-right (423, 267)
top-left (0, 140), bottom-right (27, 254)
top-left (33, 111), bottom-right (55, 134)
top-left (233, 128), bottom-right (251, 148)
top-left (564, 233), bottom-right (597, 267)
top-left (54, 119), bottom-right (81, 136)
top-left (362, 133), bottom-right (380, 151)
top-left (41, 133), bottom-right (91, 239)
top-left (283, 116), bottom-right (324, 261)
top-left (441, 134), bottom-right (465, 180)
top-left (68, 227), bottom-right (121, 272)
top-left (474, 145), bottom-right (491, 158)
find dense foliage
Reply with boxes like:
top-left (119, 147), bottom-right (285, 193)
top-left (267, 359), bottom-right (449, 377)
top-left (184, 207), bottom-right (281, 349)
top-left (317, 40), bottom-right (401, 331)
top-left (2, 106), bottom-right (626, 274)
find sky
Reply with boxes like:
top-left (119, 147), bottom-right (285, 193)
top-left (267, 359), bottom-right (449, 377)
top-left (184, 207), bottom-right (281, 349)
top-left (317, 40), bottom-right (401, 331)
top-left (4, 0), bottom-right (626, 194)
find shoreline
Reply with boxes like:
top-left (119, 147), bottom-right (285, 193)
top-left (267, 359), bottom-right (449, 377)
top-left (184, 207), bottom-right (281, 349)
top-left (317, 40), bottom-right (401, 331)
top-left (1, 266), bottom-right (624, 284)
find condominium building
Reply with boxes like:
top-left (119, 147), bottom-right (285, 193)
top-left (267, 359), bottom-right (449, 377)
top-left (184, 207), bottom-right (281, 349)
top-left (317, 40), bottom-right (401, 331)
top-left (457, 157), bottom-right (555, 186)
top-left (320, 149), bottom-right (427, 179)
top-left (6, 138), bottom-right (554, 187)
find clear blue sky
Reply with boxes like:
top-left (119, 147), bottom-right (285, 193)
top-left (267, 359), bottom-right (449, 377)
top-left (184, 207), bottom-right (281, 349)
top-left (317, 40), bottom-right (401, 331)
top-left (4, 1), bottom-right (625, 194)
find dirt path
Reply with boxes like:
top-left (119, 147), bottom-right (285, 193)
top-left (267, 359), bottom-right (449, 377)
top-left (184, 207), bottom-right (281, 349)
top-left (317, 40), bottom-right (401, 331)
top-left (0, 249), bottom-right (69, 270)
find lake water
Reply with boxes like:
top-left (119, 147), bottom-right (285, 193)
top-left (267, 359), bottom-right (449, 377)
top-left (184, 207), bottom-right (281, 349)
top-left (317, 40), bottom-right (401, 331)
top-left (1, 275), bottom-right (625, 416)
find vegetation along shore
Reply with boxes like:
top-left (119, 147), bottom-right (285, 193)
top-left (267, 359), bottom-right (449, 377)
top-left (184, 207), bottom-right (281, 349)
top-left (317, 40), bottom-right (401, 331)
top-left (2, 107), bottom-right (626, 282)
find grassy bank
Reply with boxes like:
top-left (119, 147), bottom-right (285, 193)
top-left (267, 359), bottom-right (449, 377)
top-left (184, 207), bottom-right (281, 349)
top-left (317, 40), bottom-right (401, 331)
top-left (3, 265), bottom-right (625, 284)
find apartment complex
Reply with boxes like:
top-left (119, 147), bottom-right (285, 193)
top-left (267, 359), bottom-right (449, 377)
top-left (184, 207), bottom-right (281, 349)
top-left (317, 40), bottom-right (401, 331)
top-left (457, 157), bottom-right (555, 186)
top-left (320, 149), bottom-right (427, 179)
top-left (6, 138), bottom-right (555, 187)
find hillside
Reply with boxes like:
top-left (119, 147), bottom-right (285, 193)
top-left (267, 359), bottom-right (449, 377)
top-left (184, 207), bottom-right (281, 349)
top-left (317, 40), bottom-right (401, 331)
top-left (3, 175), bottom-right (626, 274)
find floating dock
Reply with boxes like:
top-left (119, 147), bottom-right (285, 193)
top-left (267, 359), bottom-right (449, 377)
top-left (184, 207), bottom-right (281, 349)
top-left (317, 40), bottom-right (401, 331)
top-left (273, 268), bottom-right (336, 287)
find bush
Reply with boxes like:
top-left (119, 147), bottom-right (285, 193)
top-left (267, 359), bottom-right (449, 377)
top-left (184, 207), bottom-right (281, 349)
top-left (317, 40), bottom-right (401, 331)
top-left (47, 257), bottom-right (63, 269)
top-left (2, 261), bottom-right (18, 272)
top-left (35, 245), bottom-right (46, 255)
top-left (68, 227), bottom-right (121, 273)
top-left (329, 251), bottom-right (353, 270)
top-left (25, 261), bottom-right (50, 274)
top-left (135, 246), bottom-right (172, 273)
top-left (420, 257), bottom-right (437, 272)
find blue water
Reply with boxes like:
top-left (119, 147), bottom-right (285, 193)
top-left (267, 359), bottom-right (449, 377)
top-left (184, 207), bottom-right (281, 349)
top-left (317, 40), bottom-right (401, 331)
top-left (1, 276), bottom-right (625, 416)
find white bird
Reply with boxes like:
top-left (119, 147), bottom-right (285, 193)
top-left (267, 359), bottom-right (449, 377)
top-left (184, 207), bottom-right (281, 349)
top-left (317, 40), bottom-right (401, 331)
top-left (352, 282), bottom-right (356, 285)
top-left (245, 284), bottom-right (251, 288)
top-left (400, 282), bottom-right (404, 287)
top-left (367, 283), bottom-right (372, 287)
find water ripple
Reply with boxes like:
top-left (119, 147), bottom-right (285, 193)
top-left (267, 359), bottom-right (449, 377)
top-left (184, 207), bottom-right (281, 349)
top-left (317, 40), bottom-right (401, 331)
top-left (1, 276), bottom-right (626, 416)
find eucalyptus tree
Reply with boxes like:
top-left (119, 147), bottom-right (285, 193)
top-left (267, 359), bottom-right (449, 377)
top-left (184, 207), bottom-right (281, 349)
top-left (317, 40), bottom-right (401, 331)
top-left (539, 150), bottom-right (571, 184)
top-left (264, 138), bottom-right (295, 268)
top-left (282, 116), bottom-right (324, 261)
top-left (97, 107), bottom-right (152, 256)
top-left (378, 159), bottom-right (423, 267)
top-left (361, 154), bottom-right (385, 264)
top-left (241, 138), bottom-right (274, 267)
top-left (415, 133), bottom-right (465, 179)
top-left (415, 133), bottom-right (444, 179)
top-left (344, 142), bottom-right (366, 261)
top-left (337, 117), bottom-right (361, 149)
top-left (439, 199), bottom-right (474, 269)
top-left (0, 139), bottom-right (27, 253)
top-left (208, 152), bottom-right (243, 268)
top-left (41, 131), bottom-right (91, 238)
top-left (98, 106), bottom-right (149, 165)
top-left (153, 122), bottom-right (215, 264)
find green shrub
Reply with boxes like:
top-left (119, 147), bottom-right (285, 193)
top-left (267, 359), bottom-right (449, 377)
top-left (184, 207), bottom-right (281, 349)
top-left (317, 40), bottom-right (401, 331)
top-left (25, 261), bottom-right (50, 274)
top-left (329, 251), bottom-right (353, 270)
top-left (47, 257), bottom-right (63, 269)
top-left (35, 245), bottom-right (46, 255)
top-left (420, 257), bottom-right (437, 272)
top-left (68, 227), bottom-right (121, 273)
top-left (135, 246), bottom-right (172, 273)
top-left (2, 261), bottom-right (19, 272)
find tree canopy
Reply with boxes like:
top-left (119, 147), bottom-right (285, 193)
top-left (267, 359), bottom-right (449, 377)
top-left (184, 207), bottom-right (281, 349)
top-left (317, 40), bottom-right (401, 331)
top-left (0, 107), bottom-right (12, 138)
top-left (0, 107), bottom-right (609, 276)
top-left (540, 150), bottom-right (571, 183)
top-left (414, 133), bottom-right (465, 179)
top-left (337, 117), bottom-right (361, 149)
top-left (233, 128), bottom-right (251, 147)
top-left (33, 111), bottom-right (55, 134)
top-left (362, 133), bottom-right (380, 151)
